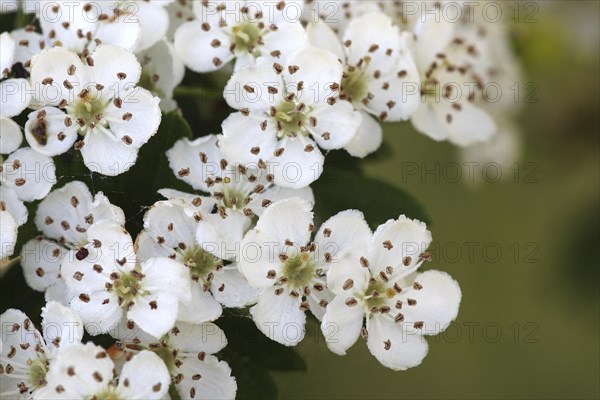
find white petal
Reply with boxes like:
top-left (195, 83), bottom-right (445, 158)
top-left (411, 101), bottom-right (449, 142)
top-left (398, 270), bottom-right (461, 335)
top-left (174, 20), bottom-right (233, 73)
top-left (41, 300), bottom-right (83, 353)
top-left (247, 184), bottom-right (315, 217)
top-left (284, 47), bottom-right (343, 105)
top-left (249, 197), bottom-right (313, 248)
top-left (175, 355), bottom-right (237, 400)
top-left (131, 1), bottom-right (169, 51)
top-left (10, 28), bottom-right (44, 65)
top-left (1, 147), bottom-right (56, 201)
top-left (444, 101), bottom-right (497, 146)
top-left (0, 32), bottom-right (15, 72)
top-left (0, 210), bottom-right (17, 260)
top-left (166, 135), bottom-right (224, 193)
top-left (24, 107), bottom-right (78, 156)
top-left (368, 215), bottom-right (432, 276)
top-left (261, 20), bottom-right (309, 64)
top-left (344, 112), bottom-right (383, 158)
top-left (117, 350), bottom-right (170, 399)
top-left (321, 294), bottom-right (365, 355)
top-left (196, 212), bottom-right (251, 261)
top-left (30, 47), bottom-right (87, 106)
top-left (0, 117), bottom-right (22, 154)
top-left (140, 256), bottom-right (192, 303)
top-left (177, 282), bottom-right (223, 324)
top-left (169, 321), bottom-right (227, 354)
top-left (94, 16), bottom-right (141, 52)
top-left (314, 209), bottom-right (371, 263)
top-left (220, 112), bottom-right (279, 165)
top-left (103, 87), bottom-right (161, 148)
top-left (224, 62), bottom-right (284, 111)
top-left (45, 278), bottom-right (75, 307)
top-left (80, 129), bottom-right (139, 176)
top-left (413, 16), bottom-right (455, 70)
top-left (270, 135), bottom-right (324, 188)
top-left (0, 185), bottom-right (27, 225)
top-left (0, 78), bottom-right (31, 117)
top-left (308, 101), bottom-right (362, 150)
top-left (212, 268), bottom-right (259, 308)
top-left (366, 315), bottom-right (429, 370)
top-left (91, 192), bottom-right (125, 225)
top-left (237, 228), bottom-right (282, 289)
top-left (88, 45), bottom-right (141, 92)
top-left (143, 200), bottom-right (198, 249)
top-left (33, 181), bottom-right (94, 244)
top-left (21, 238), bottom-right (66, 291)
top-left (306, 22), bottom-right (344, 60)
top-left (343, 12), bottom-right (401, 74)
top-left (128, 291), bottom-right (180, 339)
top-left (250, 287), bottom-right (306, 346)
top-left (41, 342), bottom-right (114, 397)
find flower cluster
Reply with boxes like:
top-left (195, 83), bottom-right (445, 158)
top-left (1, 1), bottom-right (524, 398)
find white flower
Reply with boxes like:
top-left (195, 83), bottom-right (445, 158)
top-left (307, 12), bottom-right (421, 157)
top-left (321, 215), bottom-right (461, 370)
top-left (116, 0), bottom-right (175, 52)
top-left (1, 147), bottom-right (56, 202)
top-left (111, 319), bottom-right (237, 400)
top-left (35, 342), bottom-right (170, 400)
top-left (0, 301), bottom-right (83, 398)
top-left (20, 181), bottom-right (124, 292)
top-left (136, 196), bottom-right (259, 325)
top-left (166, 133), bottom-right (314, 234)
top-left (221, 46), bottom-right (362, 188)
top-left (297, 0), bottom-right (381, 33)
top-left (238, 198), bottom-right (372, 346)
top-left (137, 38), bottom-right (185, 112)
top-left (37, 0), bottom-right (140, 53)
top-left (410, 11), bottom-right (497, 146)
top-left (27, 45), bottom-right (161, 175)
top-left (165, 0), bottom-right (195, 40)
top-left (0, 185), bottom-right (27, 260)
top-left (1, 31), bottom-right (32, 150)
top-left (174, 0), bottom-right (307, 73)
top-left (60, 220), bottom-right (191, 338)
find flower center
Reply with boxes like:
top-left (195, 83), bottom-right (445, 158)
top-left (361, 278), bottom-right (393, 311)
top-left (232, 22), bottom-right (263, 54)
top-left (113, 269), bottom-right (147, 308)
top-left (68, 89), bottom-right (110, 134)
top-left (340, 65), bottom-right (369, 104)
top-left (274, 100), bottom-right (310, 139)
top-left (27, 356), bottom-right (48, 389)
top-left (222, 186), bottom-right (247, 210)
top-left (179, 244), bottom-right (221, 284)
top-left (282, 252), bottom-right (316, 289)
top-left (93, 387), bottom-right (123, 400)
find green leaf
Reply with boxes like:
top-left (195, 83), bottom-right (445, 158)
top-left (312, 165), bottom-right (429, 229)
top-left (216, 316), bottom-right (307, 372)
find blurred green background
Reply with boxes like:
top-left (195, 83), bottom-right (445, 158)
top-left (273, 2), bottom-right (600, 399)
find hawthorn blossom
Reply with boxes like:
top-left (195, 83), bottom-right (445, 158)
top-left (165, 133), bottom-right (314, 239)
top-left (111, 319), bottom-right (237, 399)
top-left (0, 301), bottom-right (83, 399)
top-left (35, 342), bottom-right (170, 400)
top-left (137, 38), bottom-right (185, 112)
top-left (20, 181), bottom-right (124, 292)
top-left (238, 198), bottom-right (376, 346)
top-left (136, 196), bottom-right (259, 325)
top-left (0, 185), bottom-right (27, 260)
top-left (307, 12), bottom-right (420, 157)
top-left (36, 0), bottom-right (140, 53)
top-left (322, 215), bottom-right (461, 370)
top-left (1, 32), bottom-right (32, 149)
top-left (61, 220), bottom-right (191, 338)
top-left (409, 11), bottom-right (497, 146)
top-left (27, 45), bottom-right (161, 175)
top-left (174, 0), bottom-right (308, 72)
top-left (222, 46), bottom-right (362, 188)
